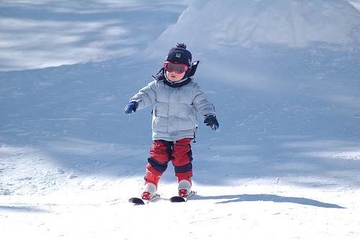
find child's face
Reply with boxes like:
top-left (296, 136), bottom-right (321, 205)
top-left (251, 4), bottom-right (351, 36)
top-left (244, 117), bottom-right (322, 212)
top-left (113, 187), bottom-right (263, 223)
top-left (163, 61), bottom-right (188, 82)
top-left (165, 71), bottom-right (186, 82)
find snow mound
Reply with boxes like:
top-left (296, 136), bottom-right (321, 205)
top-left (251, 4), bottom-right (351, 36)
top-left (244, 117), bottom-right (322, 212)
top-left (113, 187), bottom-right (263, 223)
top-left (150, 0), bottom-right (360, 50)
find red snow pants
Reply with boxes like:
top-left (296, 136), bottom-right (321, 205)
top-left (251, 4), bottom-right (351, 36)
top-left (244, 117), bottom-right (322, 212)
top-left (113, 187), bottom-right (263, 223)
top-left (145, 138), bottom-right (193, 186)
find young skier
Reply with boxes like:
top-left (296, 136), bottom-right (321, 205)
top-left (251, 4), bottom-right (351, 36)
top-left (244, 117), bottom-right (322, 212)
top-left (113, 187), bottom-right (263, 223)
top-left (124, 43), bottom-right (219, 200)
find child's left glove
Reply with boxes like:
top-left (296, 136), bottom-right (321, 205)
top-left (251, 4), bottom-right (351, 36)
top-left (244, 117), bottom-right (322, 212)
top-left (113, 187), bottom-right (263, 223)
top-left (124, 101), bottom-right (139, 115)
top-left (204, 115), bottom-right (219, 131)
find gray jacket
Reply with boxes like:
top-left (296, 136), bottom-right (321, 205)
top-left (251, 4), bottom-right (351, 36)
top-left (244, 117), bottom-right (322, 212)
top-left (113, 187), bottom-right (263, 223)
top-left (129, 79), bottom-right (216, 141)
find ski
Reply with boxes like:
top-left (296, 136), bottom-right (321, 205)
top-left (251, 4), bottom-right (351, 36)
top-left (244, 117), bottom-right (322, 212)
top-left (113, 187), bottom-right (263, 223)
top-left (129, 191), bottom-right (196, 204)
top-left (170, 191), bottom-right (196, 203)
top-left (128, 194), bottom-right (160, 205)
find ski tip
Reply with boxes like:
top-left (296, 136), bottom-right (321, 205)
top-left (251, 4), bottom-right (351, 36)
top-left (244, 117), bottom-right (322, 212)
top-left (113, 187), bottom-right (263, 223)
top-left (170, 191), bottom-right (196, 203)
top-left (129, 197), bottom-right (145, 205)
top-left (170, 196), bottom-right (186, 203)
top-left (170, 196), bottom-right (186, 202)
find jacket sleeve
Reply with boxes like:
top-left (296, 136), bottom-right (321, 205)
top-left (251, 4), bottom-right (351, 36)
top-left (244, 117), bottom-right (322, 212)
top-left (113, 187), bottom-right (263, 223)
top-left (192, 83), bottom-right (216, 117)
top-left (129, 81), bottom-right (157, 110)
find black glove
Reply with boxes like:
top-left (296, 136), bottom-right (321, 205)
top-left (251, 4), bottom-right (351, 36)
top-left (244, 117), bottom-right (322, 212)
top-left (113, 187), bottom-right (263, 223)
top-left (124, 101), bottom-right (139, 115)
top-left (204, 115), bottom-right (219, 131)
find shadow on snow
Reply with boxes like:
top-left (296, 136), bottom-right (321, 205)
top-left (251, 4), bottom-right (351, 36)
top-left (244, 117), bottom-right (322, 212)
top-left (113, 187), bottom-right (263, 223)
top-left (193, 193), bottom-right (345, 209)
top-left (0, 205), bottom-right (51, 213)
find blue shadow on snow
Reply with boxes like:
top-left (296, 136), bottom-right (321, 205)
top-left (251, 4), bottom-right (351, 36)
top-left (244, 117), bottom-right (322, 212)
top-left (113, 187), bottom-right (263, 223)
top-left (193, 194), bottom-right (345, 209)
top-left (0, 205), bottom-right (51, 213)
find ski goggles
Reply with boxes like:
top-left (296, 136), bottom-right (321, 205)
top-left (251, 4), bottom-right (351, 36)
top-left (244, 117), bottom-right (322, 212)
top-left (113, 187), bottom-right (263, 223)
top-left (164, 61), bottom-right (189, 74)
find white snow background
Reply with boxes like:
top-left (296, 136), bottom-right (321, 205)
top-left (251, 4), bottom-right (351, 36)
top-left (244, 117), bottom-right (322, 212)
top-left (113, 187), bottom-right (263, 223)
top-left (1, 0), bottom-right (360, 239)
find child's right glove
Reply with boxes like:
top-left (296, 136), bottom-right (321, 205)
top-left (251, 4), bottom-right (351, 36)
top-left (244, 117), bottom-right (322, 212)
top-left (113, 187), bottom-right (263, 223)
top-left (124, 101), bottom-right (139, 115)
top-left (204, 115), bottom-right (219, 131)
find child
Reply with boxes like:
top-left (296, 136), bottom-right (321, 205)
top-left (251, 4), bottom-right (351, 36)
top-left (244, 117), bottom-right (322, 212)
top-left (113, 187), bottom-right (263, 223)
top-left (124, 43), bottom-right (219, 200)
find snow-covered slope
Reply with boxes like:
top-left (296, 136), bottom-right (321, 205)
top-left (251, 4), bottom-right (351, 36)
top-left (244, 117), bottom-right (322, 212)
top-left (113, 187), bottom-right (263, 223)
top-left (1, 0), bottom-right (360, 239)
top-left (0, 0), bottom-right (191, 71)
top-left (150, 0), bottom-right (360, 50)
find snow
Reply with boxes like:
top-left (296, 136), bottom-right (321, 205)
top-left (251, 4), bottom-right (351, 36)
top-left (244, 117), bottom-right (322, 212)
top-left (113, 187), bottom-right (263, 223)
top-left (1, 0), bottom-right (360, 239)
top-left (148, 0), bottom-right (360, 51)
